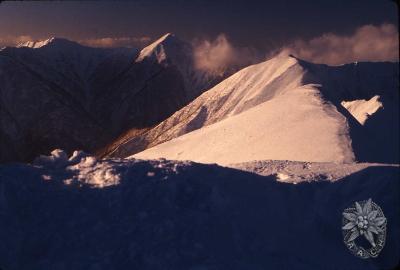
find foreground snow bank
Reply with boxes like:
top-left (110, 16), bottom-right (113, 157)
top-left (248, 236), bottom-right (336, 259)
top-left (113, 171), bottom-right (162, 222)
top-left (0, 151), bottom-right (399, 270)
top-left (33, 149), bottom-right (122, 188)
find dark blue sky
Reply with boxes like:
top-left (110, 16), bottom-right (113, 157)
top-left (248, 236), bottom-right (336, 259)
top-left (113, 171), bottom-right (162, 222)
top-left (0, 0), bottom-right (398, 50)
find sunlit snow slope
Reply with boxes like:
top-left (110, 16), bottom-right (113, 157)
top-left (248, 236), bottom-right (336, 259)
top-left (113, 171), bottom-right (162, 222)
top-left (112, 54), bottom-right (398, 164)
top-left (134, 83), bottom-right (354, 164)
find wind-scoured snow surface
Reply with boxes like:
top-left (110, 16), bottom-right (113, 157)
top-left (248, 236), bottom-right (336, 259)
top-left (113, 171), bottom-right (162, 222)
top-left (120, 54), bottom-right (398, 164)
top-left (0, 150), bottom-right (399, 270)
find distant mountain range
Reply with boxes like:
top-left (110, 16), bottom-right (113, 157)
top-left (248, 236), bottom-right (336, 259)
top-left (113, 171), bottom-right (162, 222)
top-left (0, 34), bottom-right (227, 162)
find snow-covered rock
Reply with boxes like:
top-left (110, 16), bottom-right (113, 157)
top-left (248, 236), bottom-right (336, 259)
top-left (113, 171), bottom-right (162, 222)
top-left (341, 95), bottom-right (383, 125)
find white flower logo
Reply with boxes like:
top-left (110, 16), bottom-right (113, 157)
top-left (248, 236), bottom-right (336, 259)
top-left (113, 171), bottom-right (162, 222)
top-left (342, 198), bottom-right (387, 258)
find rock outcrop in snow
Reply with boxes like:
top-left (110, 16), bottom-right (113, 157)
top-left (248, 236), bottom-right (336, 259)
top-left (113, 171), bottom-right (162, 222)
top-left (341, 95), bottom-right (383, 125)
top-left (107, 54), bottom-right (398, 164)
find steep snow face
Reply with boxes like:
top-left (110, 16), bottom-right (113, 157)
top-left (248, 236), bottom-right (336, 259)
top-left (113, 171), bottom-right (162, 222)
top-left (298, 60), bottom-right (399, 163)
top-left (136, 33), bottom-right (182, 63)
top-left (111, 55), bottom-right (398, 164)
top-left (108, 55), bottom-right (304, 157)
top-left (0, 151), bottom-right (399, 269)
top-left (133, 84), bottom-right (355, 164)
top-left (341, 95), bottom-right (383, 125)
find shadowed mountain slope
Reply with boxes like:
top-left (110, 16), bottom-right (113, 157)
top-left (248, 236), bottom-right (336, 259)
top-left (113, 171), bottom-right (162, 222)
top-left (0, 35), bottom-right (226, 163)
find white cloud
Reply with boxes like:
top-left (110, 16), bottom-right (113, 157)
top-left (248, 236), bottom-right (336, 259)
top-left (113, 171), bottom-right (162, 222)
top-left (284, 24), bottom-right (399, 65)
top-left (79, 36), bottom-right (152, 48)
top-left (193, 34), bottom-right (259, 74)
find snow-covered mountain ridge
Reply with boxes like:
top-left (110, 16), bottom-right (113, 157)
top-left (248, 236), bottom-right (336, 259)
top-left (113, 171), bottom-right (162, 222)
top-left (136, 33), bottom-right (181, 63)
top-left (17, 37), bottom-right (59, 49)
top-left (106, 54), bottom-right (398, 164)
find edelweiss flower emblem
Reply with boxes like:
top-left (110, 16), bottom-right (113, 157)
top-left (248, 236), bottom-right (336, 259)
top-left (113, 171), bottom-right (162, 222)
top-left (342, 198), bottom-right (387, 258)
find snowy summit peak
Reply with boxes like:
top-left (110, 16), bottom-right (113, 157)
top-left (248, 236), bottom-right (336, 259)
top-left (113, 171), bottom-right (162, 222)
top-left (136, 33), bottom-right (186, 63)
top-left (16, 37), bottom-right (79, 49)
top-left (17, 37), bottom-right (56, 49)
top-left (157, 33), bottom-right (176, 42)
top-left (146, 33), bottom-right (179, 48)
